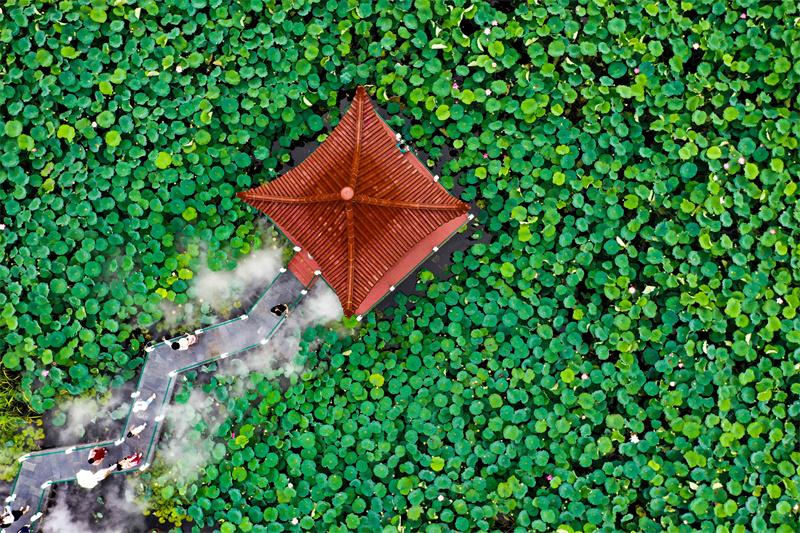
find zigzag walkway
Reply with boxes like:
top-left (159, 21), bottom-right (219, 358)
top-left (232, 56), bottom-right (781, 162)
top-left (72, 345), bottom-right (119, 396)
top-left (3, 267), bottom-right (311, 533)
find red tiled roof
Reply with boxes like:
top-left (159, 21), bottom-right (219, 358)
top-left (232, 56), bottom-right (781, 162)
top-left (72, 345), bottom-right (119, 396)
top-left (237, 86), bottom-right (470, 316)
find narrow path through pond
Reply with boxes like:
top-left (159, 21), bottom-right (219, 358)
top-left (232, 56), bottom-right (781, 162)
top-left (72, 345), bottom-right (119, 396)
top-left (3, 268), bottom-right (312, 533)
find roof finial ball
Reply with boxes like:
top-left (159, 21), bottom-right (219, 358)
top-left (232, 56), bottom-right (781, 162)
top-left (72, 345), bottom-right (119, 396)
top-left (340, 186), bottom-right (355, 201)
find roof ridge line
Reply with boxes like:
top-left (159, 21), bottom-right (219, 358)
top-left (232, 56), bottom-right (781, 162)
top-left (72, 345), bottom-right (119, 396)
top-left (236, 191), bottom-right (340, 204)
top-left (349, 86), bottom-right (365, 190)
top-left (344, 86), bottom-right (367, 314)
top-left (355, 195), bottom-right (469, 211)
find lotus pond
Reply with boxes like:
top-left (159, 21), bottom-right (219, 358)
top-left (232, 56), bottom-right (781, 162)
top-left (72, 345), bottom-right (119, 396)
top-left (2, 0), bottom-right (800, 531)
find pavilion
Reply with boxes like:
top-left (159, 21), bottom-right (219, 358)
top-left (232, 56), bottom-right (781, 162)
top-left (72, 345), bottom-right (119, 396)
top-left (237, 86), bottom-right (471, 318)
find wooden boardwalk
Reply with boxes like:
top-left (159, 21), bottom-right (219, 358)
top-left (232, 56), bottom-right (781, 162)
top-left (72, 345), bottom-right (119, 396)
top-left (2, 268), bottom-right (311, 533)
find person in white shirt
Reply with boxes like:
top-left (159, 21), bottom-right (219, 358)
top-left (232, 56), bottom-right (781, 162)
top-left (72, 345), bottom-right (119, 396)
top-left (132, 393), bottom-right (156, 413)
top-left (127, 422), bottom-right (147, 439)
top-left (164, 333), bottom-right (198, 351)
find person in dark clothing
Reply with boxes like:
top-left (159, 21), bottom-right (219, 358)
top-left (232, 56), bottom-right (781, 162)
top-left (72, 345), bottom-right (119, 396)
top-left (13, 511), bottom-right (40, 532)
top-left (270, 303), bottom-right (289, 317)
top-left (2, 504), bottom-right (30, 525)
top-left (12, 506), bottom-right (29, 521)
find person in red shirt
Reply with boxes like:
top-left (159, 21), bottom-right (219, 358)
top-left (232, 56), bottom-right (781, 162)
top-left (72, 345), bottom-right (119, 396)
top-left (116, 451), bottom-right (143, 471)
top-left (88, 446), bottom-right (107, 466)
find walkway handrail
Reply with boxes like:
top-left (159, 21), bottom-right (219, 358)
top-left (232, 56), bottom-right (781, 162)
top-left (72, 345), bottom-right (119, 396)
top-left (5, 267), bottom-right (313, 532)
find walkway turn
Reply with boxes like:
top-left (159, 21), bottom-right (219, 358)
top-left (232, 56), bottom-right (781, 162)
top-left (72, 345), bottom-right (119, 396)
top-left (2, 267), bottom-right (312, 533)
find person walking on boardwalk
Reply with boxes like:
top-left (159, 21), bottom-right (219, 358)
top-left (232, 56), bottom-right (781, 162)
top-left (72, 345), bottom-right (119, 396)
top-left (164, 333), bottom-right (198, 351)
top-left (132, 393), bottom-right (157, 414)
top-left (88, 446), bottom-right (107, 465)
top-left (127, 422), bottom-right (147, 439)
top-left (116, 451), bottom-right (144, 471)
top-left (2, 503), bottom-right (30, 525)
top-left (270, 303), bottom-right (290, 318)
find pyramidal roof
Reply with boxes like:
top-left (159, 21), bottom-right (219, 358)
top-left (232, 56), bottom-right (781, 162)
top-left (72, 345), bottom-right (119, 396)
top-left (237, 86), bottom-right (469, 316)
